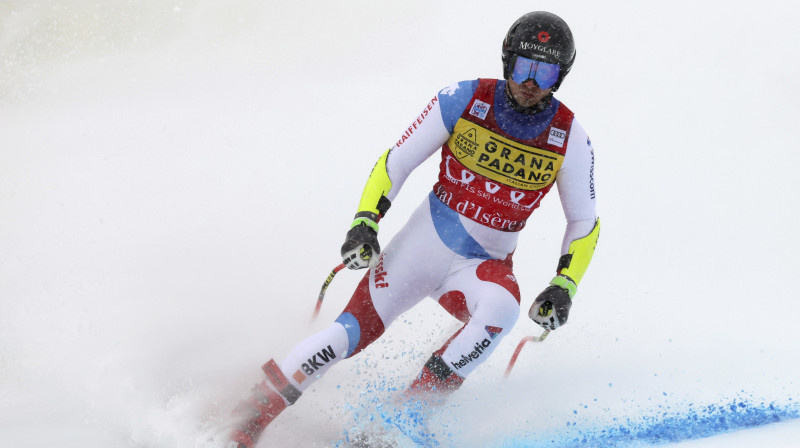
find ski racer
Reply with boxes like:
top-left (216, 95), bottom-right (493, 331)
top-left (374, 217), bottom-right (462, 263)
top-left (230, 11), bottom-right (600, 447)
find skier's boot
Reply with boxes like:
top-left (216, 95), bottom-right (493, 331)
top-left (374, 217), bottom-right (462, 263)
top-left (228, 359), bottom-right (301, 448)
top-left (405, 354), bottom-right (464, 400)
top-left (389, 354), bottom-right (464, 445)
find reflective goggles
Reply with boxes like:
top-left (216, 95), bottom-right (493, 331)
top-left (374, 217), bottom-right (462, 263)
top-left (510, 55), bottom-right (561, 90)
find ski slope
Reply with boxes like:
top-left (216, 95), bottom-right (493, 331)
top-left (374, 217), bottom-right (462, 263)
top-left (2, 1), bottom-right (799, 447)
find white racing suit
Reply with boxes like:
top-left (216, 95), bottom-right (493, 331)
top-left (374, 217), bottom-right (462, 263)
top-left (276, 78), bottom-right (597, 400)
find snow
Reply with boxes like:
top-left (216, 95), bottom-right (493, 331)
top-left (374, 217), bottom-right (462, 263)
top-left (2, 1), bottom-right (799, 447)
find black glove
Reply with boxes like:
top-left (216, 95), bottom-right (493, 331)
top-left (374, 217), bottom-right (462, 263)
top-left (529, 276), bottom-right (575, 330)
top-left (340, 218), bottom-right (381, 270)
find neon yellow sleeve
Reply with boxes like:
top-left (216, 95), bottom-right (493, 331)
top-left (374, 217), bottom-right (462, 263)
top-left (558, 218), bottom-right (600, 285)
top-left (355, 149), bottom-right (393, 219)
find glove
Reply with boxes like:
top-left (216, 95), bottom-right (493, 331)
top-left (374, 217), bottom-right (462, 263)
top-left (340, 217), bottom-right (381, 270)
top-left (528, 275), bottom-right (576, 330)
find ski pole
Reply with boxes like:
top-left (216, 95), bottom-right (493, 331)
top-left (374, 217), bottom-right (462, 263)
top-left (312, 263), bottom-right (346, 321)
top-left (504, 329), bottom-right (550, 378)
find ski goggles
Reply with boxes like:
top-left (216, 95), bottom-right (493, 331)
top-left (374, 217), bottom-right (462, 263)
top-left (510, 55), bottom-right (561, 90)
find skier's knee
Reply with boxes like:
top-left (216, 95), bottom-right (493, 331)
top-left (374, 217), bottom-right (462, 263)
top-left (335, 274), bottom-right (387, 358)
top-left (476, 294), bottom-right (520, 336)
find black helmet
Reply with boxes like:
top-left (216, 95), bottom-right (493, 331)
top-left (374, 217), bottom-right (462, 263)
top-left (502, 12), bottom-right (576, 91)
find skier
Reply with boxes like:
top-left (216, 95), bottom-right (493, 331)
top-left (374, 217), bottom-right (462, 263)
top-left (229, 11), bottom-right (599, 447)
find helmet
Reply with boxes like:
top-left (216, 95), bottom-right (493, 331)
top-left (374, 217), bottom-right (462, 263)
top-left (502, 12), bottom-right (576, 91)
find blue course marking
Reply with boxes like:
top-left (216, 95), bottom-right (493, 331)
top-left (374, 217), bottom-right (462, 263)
top-left (428, 192), bottom-right (491, 260)
top-left (334, 312), bottom-right (360, 359)
top-left (496, 396), bottom-right (800, 448)
top-left (333, 373), bottom-right (800, 448)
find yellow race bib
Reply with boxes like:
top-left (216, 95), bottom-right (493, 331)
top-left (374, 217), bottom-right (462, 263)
top-left (449, 119), bottom-right (565, 191)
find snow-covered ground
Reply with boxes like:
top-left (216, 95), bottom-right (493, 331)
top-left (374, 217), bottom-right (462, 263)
top-left (2, 1), bottom-right (799, 447)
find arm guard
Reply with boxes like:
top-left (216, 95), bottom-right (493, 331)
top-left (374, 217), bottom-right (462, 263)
top-left (354, 149), bottom-right (393, 225)
top-left (557, 218), bottom-right (600, 286)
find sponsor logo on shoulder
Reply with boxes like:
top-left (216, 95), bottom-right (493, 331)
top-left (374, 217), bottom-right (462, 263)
top-left (440, 83), bottom-right (460, 96)
top-left (396, 96), bottom-right (439, 148)
top-left (469, 99), bottom-right (491, 120)
top-left (548, 127), bottom-right (567, 147)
